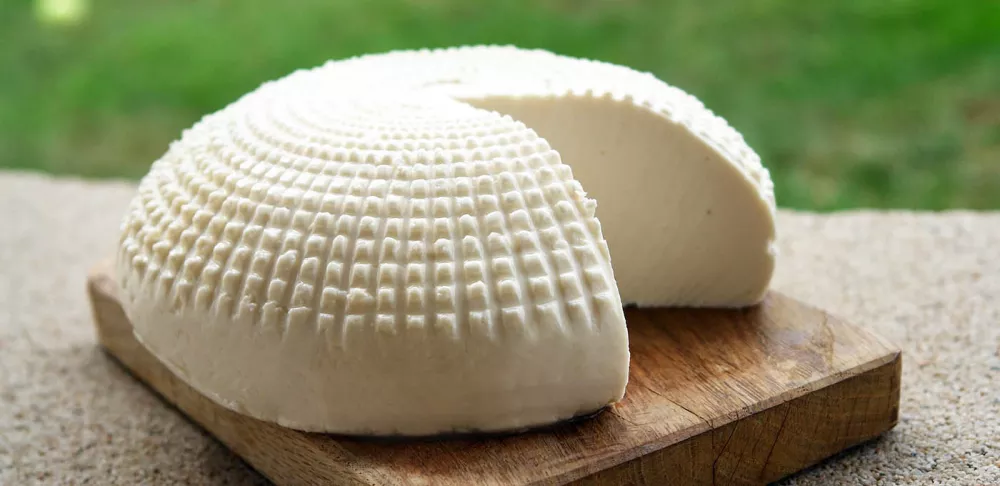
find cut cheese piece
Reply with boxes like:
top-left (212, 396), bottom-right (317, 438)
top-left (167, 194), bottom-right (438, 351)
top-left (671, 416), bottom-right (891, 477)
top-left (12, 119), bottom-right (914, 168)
top-left (465, 95), bottom-right (775, 305)
top-left (115, 45), bottom-right (777, 435)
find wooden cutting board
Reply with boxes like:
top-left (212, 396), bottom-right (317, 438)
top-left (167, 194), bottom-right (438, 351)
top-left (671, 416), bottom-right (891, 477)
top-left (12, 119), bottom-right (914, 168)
top-left (87, 262), bottom-right (900, 485)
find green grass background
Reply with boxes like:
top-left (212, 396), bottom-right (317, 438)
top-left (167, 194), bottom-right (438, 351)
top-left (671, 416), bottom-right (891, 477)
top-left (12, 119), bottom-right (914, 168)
top-left (2, 0), bottom-right (998, 210)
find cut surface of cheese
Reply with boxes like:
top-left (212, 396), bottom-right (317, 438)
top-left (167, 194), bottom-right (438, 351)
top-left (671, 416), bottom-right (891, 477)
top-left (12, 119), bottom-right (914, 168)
top-left (116, 46), bottom-right (777, 435)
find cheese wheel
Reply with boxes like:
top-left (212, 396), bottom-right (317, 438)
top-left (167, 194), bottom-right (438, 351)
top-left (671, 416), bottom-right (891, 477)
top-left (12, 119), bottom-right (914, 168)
top-left (116, 46), bottom-right (776, 435)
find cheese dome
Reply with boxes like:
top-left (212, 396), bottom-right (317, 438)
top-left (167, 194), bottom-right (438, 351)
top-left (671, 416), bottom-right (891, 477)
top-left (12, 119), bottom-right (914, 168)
top-left (116, 46), bottom-right (776, 435)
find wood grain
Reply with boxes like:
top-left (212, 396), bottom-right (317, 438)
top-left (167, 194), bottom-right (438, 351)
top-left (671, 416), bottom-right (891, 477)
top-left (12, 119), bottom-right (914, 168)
top-left (87, 262), bottom-right (900, 485)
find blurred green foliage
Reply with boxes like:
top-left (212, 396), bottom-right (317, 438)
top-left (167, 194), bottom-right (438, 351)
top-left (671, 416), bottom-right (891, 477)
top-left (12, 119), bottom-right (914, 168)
top-left (1, 0), bottom-right (998, 210)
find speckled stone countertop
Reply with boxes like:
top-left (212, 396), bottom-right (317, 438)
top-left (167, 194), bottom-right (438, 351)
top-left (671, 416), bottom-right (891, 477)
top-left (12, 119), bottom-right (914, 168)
top-left (1, 171), bottom-right (997, 485)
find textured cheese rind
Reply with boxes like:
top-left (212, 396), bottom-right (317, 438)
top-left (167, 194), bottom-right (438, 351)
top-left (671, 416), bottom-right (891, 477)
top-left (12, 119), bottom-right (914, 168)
top-left (116, 45), bottom-right (776, 434)
top-left (117, 91), bottom-right (630, 434)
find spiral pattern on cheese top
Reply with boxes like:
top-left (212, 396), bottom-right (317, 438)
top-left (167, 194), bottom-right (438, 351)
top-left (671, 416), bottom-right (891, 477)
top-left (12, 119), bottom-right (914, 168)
top-left (119, 92), bottom-right (620, 341)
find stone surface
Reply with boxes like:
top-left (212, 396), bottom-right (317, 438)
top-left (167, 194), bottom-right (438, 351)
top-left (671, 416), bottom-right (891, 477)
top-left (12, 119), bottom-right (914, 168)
top-left (1, 170), bottom-right (997, 485)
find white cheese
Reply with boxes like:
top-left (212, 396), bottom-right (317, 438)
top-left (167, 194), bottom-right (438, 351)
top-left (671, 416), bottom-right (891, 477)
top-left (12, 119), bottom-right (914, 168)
top-left (116, 45), bottom-right (777, 435)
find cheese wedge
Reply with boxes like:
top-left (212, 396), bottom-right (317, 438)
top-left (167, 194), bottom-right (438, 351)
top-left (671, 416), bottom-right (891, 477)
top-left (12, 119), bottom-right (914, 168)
top-left (116, 46), bottom-right (777, 435)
